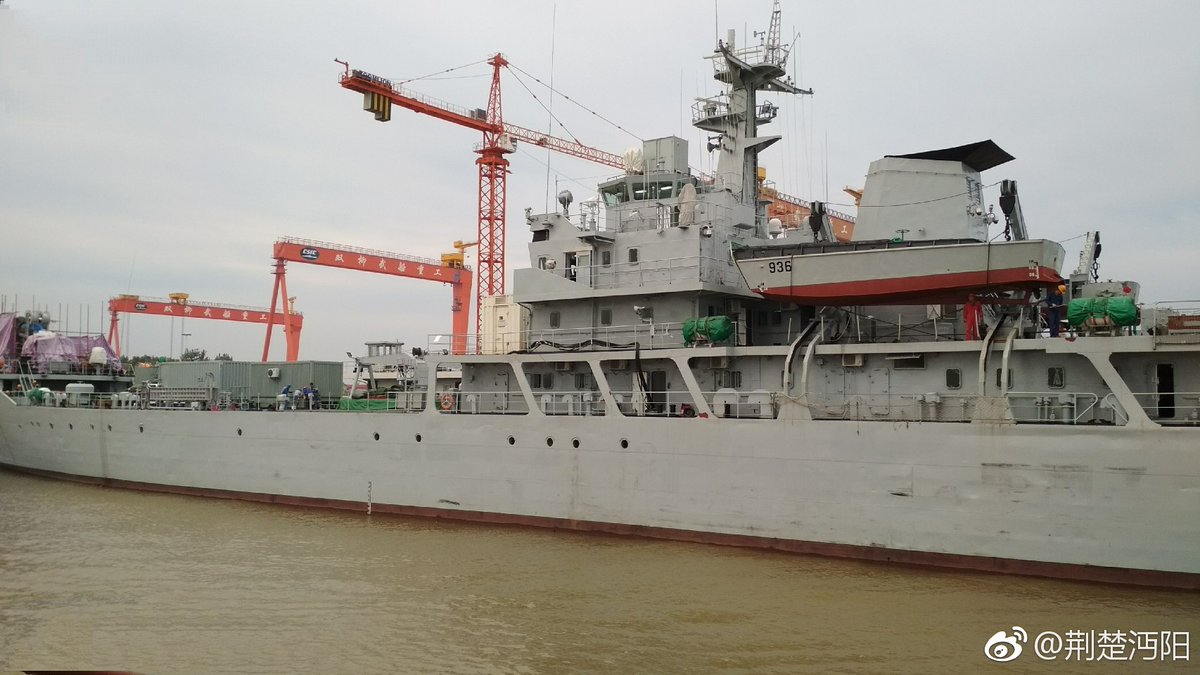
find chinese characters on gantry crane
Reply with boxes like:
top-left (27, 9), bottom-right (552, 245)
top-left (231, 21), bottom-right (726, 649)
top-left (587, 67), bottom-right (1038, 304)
top-left (108, 292), bottom-right (303, 360)
top-left (262, 237), bottom-right (473, 359)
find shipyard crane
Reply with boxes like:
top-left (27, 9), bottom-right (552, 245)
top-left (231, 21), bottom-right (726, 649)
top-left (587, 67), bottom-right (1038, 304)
top-left (441, 240), bottom-right (478, 269)
top-left (263, 237), bottom-right (473, 358)
top-left (108, 292), bottom-right (302, 360)
top-left (338, 56), bottom-right (624, 338)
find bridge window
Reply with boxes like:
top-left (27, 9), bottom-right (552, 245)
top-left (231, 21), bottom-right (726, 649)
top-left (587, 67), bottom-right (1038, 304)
top-left (600, 308), bottom-right (612, 326)
top-left (601, 250), bottom-right (612, 266)
top-left (600, 183), bottom-right (628, 206)
top-left (630, 181), bottom-right (676, 201)
top-left (628, 248), bottom-right (639, 264)
top-left (549, 311), bottom-right (560, 329)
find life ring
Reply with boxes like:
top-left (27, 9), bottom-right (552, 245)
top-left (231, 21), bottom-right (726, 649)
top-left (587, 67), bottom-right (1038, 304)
top-left (438, 392), bottom-right (455, 411)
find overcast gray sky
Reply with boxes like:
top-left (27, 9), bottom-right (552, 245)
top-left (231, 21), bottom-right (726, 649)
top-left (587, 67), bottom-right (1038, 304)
top-left (2, 0), bottom-right (1197, 361)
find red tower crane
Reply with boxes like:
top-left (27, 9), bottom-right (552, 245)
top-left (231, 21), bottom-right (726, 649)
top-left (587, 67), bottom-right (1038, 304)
top-left (108, 292), bottom-right (302, 360)
top-left (338, 56), bottom-right (624, 337)
top-left (262, 237), bottom-right (473, 359)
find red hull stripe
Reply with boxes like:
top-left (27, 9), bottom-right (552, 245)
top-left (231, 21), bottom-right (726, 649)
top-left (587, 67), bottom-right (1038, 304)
top-left (4, 463), bottom-right (1195, 590)
top-left (756, 266), bottom-right (1063, 305)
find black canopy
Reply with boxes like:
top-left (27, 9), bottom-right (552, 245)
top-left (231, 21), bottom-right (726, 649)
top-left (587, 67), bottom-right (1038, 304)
top-left (888, 139), bottom-right (1014, 172)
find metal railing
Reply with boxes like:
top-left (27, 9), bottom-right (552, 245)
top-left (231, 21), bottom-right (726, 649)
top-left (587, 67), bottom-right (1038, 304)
top-left (1146, 300), bottom-right (1200, 340)
top-left (803, 393), bottom-right (978, 422)
top-left (1128, 390), bottom-right (1200, 424)
top-left (12, 360), bottom-right (126, 377)
top-left (1005, 391), bottom-right (1100, 424)
top-left (435, 318), bottom-right (741, 354)
top-left (440, 390), bottom-right (530, 415)
top-left (536, 255), bottom-right (736, 288)
top-left (276, 236), bottom-right (451, 269)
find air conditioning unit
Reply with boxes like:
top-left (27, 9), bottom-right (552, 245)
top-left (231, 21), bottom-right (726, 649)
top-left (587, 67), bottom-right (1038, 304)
top-left (708, 356), bottom-right (729, 369)
top-left (554, 362), bottom-right (573, 372)
top-left (841, 354), bottom-right (864, 367)
top-left (266, 367), bottom-right (281, 378)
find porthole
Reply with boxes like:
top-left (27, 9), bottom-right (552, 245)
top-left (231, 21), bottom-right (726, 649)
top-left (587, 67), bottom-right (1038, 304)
top-left (415, 433), bottom-right (422, 443)
top-left (572, 438), bottom-right (580, 449)
top-left (90, 424), bottom-right (95, 430)
top-left (508, 435), bottom-right (516, 446)
top-left (139, 425), bottom-right (144, 433)
top-left (237, 428), bottom-right (243, 436)
top-left (49, 423), bottom-right (54, 430)
top-left (620, 439), bottom-right (629, 449)
top-left (546, 437), bottom-right (554, 447)
top-left (68, 423), bottom-right (73, 430)
top-left (107, 424), bottom-right (112, 432)
top-left (373, 432), bottom-right (380, 441)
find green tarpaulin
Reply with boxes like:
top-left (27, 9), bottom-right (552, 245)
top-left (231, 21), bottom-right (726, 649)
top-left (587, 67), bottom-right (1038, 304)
top-left (1067, 296), bottom-right (1138, 327)
top-left (337, 398), bottom-right (398, 411)
top-left (683, 316), bottom-right (734, 346)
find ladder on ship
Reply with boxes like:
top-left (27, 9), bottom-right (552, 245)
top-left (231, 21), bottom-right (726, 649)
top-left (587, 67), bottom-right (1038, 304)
top-left (16, 359), bottom-right (37, 404)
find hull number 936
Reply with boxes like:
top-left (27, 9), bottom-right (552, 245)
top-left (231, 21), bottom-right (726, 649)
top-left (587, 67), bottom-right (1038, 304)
top-left (767, 260), bottom-right (793, 273)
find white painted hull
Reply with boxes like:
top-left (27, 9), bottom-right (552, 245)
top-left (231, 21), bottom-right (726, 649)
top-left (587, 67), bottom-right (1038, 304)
top-left (2, 395), bottom-right (1196, 586)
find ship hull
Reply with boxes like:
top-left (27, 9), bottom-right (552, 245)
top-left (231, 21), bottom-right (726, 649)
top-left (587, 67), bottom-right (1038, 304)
top-left (2, 396), bottom-right (1196, 589)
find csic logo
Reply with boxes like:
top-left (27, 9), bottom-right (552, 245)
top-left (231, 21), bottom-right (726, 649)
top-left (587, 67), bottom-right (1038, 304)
top-left (984, 626), bottom-right (1027, 662)
top-left (300, 247), bottom-right (320, 261)
top-left (134, 302), bottom-right (148, 311)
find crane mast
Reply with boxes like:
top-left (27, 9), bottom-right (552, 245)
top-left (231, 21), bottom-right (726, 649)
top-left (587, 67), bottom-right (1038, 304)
top-left (475, 54), bottom-right (511, 333)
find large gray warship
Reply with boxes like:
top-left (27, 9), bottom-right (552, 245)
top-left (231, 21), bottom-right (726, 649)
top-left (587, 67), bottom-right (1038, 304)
top-left (1, 2), bottom-right (1197, 588)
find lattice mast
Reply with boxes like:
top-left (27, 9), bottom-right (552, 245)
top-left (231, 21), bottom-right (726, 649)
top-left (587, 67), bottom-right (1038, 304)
top-left (475, 54), bottom-right (512, 334)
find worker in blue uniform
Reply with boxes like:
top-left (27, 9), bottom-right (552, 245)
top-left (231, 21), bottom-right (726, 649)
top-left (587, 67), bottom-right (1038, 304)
top-left (1046, 285), bottom-right (1065, 337)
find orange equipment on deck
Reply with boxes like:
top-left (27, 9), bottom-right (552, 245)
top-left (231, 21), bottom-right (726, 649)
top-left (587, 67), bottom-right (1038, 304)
top-left (108, 293), bottom-right (302, 360)
top-left (263, 237), bottom-right (473, 358)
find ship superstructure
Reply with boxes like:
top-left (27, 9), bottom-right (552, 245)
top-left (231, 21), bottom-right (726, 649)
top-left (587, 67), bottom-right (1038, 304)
top-left (1, 2), bottom-right (1197, 589)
